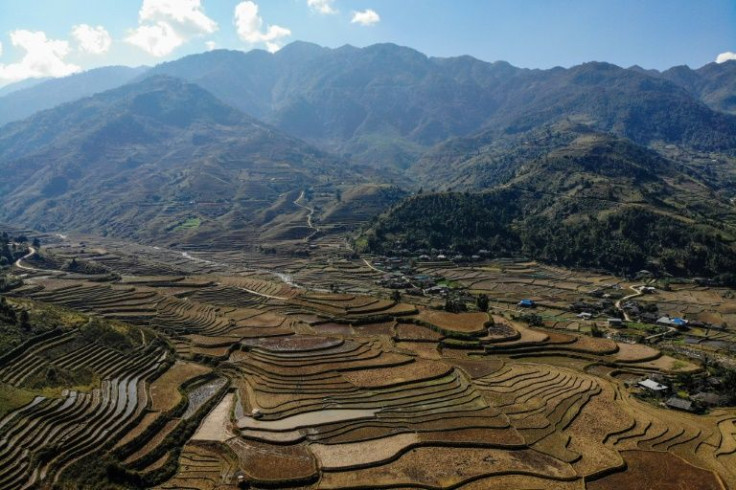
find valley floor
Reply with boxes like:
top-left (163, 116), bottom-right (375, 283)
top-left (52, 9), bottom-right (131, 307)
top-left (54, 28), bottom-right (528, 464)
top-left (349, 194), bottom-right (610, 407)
top-left (0, 231), bottom-right (735, 489)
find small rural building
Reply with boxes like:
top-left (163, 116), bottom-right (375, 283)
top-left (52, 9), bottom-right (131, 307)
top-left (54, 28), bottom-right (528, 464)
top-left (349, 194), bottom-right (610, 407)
top-left (657, 316), bottom-right (688, 329)
top-left (671, 318), bottom-right (688, 329)
top-left (607, 318), bottom-right (624, 327)
top-left (638, 378), bottom-right (668, 394)
top-left (577, 312), bottom-right (593, 320)
top-left (691, 392), bottom-right (724, 407)
top-left (657, 316), bottom-right (673, 326)
top-left (665, 397), bottom-right (695, 412)
top-left (518, 299), bottom-right (535, 308)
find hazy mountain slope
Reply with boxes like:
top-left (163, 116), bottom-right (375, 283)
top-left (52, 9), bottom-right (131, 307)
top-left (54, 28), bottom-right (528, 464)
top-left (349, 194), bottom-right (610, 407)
top-left (146, 42), bottom-right (515, 167)
top-left (0, 76), bottom-right (362, 246)
top-left (143, 43), bottom-right (736, 169)
top-left (484, 62), bottom-right (736, 150)
top-left (658, 61), bottom-right (736, 114)
top-left (0, 66), bottom-right (149, 127)
top-left (362, 131), bottom-right (736, 279)
top-left (0, 77), bottom-right (49, 97)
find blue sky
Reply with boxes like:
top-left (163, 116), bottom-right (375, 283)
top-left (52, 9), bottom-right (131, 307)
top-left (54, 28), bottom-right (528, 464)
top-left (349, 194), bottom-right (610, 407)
top-left (0, 0), bottom-right (734, 86)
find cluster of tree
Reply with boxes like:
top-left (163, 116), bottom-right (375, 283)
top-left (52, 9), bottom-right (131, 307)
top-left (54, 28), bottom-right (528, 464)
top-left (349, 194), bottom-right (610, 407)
top-left (0, 296), bottom-right (28, 328)
top-left (362, 190), bottom-right (523, 255)
top-left (0, 272), bottom-right (22, 293)
top-left (521, 209), bottom-right (736, 281)
top-left (362, 191), bottom-right (736, 282)
top-left (0, 232), bottom-right (39, 267)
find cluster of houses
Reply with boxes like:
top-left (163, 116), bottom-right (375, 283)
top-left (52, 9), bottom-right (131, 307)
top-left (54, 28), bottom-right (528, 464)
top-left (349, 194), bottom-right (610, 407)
top-left (631, 375), bottom-right (728, 412)
top-left (374, 248), bottom-right (495, 266)
top-left (372, 256), bottom-right (453, 296)
top-left (572, 286), bottom-right (722, 335)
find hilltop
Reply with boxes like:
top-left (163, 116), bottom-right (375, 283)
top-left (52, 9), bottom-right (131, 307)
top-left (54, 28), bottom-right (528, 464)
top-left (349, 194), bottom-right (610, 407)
top-left (361, 128), bottom-right (736, 281)
top-left (0, 76), bottom-right (383, 248)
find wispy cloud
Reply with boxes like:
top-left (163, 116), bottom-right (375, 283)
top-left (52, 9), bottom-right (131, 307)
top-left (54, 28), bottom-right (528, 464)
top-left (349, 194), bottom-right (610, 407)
top-left (234, 1), bottom-right (291, 53)
top-left (308, 0), bottom-right (337, 15)
top-left (716, 51), bottom-right (736, 64)
top-left (72, 25), bottom-right (112, 55)
top-left (0, 30), bottom-right (81, 83)
top-left (126, 0), bottom-right (218, 57)
top-left (351, 9), bottom-right (380, 26)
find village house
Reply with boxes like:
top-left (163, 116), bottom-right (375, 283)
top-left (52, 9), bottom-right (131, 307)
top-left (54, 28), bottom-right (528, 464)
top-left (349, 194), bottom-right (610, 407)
top-left (657, 316), bottom-right (689, 330)
top-left (665, 397), bottom-right (695, 412)
top-left (638, 378), bottom-right (669, 395)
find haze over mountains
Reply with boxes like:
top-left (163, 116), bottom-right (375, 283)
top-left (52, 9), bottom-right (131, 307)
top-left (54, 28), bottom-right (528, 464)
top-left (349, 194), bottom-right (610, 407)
top-left (0, 41), bottom-right (734, 277)
top-left (0, 76), bottom-right (360, 245)
top-left (2, 42), bottom-right (735, 166)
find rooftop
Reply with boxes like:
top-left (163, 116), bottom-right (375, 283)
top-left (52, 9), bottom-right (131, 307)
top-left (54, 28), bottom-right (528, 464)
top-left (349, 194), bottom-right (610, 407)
top-left (638, 379), bottom-right (668, 391)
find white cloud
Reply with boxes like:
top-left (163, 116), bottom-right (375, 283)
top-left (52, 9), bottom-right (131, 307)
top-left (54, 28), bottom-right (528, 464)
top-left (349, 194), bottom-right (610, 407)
top-left (127, 22), bottom-right (183, 57)
top-left (138, 0), bottom-right (217, 36)
top-left (234, 1), bottom-right (291, 52)
top-left (716, 51), bottom-right (736, 64)
top-left (0, 30), bottom-right (81, 83)
top-left (205, 40), bottom-right (216, 51)
top-left (308, 0), bottom-right (337, 14)
top-left (351, 9), bottom-right (380, 26)
top-left (126, 0), bottom-right (217, 57)
top-left (72, 24), bottom-right (112, 55)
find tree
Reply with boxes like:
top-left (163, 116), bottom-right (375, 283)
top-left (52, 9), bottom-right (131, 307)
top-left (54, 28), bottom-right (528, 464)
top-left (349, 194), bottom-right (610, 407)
top-left (390, 290), bottom-right (401, 302)
top-left (19, 310), bottom-right (30, 330)
top-left (444, 297), bottom-right (467, 313)
top-left (476, 294), bottom-right (489, 312)
top-left (32, 238), bottom-right (41, 248)
top-left (1, 243), bottom-right (12, 263)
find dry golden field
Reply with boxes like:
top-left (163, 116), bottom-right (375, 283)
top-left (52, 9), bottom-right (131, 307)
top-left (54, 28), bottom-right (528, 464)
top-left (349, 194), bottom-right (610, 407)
top-left (1, 237), bottom-right (734, 489)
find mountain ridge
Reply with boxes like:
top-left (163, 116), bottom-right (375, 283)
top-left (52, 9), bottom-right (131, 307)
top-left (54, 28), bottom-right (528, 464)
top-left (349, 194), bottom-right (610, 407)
top-left (2, 43), bottom-right (734, 170)
top-left (0, 75), bottom-right (366, 247)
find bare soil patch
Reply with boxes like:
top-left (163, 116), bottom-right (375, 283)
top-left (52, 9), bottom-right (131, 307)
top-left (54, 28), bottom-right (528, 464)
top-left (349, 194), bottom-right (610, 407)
top-left (588, 450), bottom-right (724, 490)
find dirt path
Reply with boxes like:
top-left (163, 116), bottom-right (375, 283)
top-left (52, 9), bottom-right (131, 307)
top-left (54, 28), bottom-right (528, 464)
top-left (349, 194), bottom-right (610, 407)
top-left (615, 285), bottom-right (643, 321)
top-left (234, 286), bottom-right (288, 301)
top-left (294, 190), bottom-right (319, 232)
top-left (14, 246), bottom-right (37, 271)
top-left (362, 258), bottom-right (385, 274)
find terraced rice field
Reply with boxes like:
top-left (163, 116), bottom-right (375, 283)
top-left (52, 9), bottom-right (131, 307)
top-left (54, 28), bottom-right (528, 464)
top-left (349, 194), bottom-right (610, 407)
top-left (2, 240), bottom-right (735, 489)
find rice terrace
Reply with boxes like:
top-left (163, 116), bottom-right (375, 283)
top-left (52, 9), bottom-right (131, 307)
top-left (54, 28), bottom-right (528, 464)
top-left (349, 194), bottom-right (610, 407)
top-left (1, 1), bottom-right (736, 488)
top-left (0, 226), bottom-right (734, 489)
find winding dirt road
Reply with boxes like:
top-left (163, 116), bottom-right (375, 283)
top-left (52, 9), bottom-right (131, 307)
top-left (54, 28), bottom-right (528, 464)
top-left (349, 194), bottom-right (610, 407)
top-left (14, 246), bottom-right (37, 271)
top-left (615, 285), bottom-right (644, 321)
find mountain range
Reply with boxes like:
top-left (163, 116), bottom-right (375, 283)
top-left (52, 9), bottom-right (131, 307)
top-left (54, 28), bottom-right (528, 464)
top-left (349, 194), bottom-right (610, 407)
top-left (0, 75), bottom-right (365, 246)
top-left (2, 42), bottom-right (735, 168)
top-left (0, 42), bottom-right (734, 276)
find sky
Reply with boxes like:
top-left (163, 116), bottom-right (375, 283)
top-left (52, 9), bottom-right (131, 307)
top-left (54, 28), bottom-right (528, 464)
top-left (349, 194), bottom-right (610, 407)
top-left (0, 0), bottom-right (734, 87)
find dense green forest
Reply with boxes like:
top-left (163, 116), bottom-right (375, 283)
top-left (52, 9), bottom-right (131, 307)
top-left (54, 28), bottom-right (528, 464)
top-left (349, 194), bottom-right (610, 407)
top-left (361, 191), bottom-right (736, 283)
